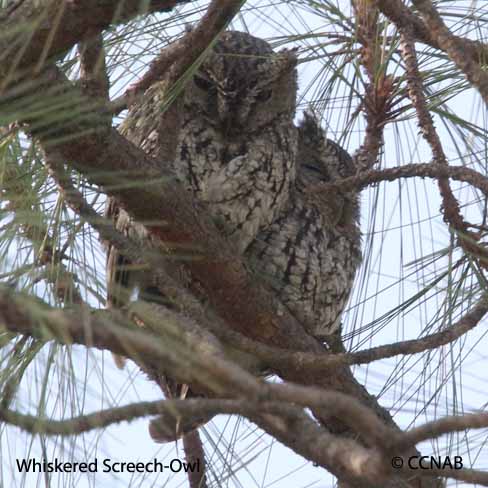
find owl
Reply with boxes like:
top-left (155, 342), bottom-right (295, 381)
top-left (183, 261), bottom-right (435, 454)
top-left (106, 31), bottom-right (298, 309)
top-left (106, 31), bottom-right (361, 440)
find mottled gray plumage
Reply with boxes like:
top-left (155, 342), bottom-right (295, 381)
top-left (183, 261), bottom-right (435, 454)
top-left (247, 113), bottom-right (361, 339)
top-left (116, 31), bottom-right (297, 251)
top-left (106, 31), bottom-right (361, 440)
top-left (106, 31), bottom-right (298, 309)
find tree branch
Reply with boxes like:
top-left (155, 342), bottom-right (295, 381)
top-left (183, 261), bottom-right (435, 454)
top-left (0, 398), bottom-right (231, 436)
top-left (257, 293), bottom-right (488, 372)
top-left (0, 0), bottom-right (188, 87)
top-left (113, 0), bottom-right (245, 110)
top-left (318, 162), bottom-right (488, 199)
top-left (377, 0), bottom-right (488, 67)
top-left (397, 27), bottom-right (488, 272)
top-left (394, 410), bottom-right (488, 452)
top-left (399, 29), bottom-right (468, 230)
top-left (411, 0), bottom-right (488, 105)
top-left (0, 287), bottom-right (166, 368)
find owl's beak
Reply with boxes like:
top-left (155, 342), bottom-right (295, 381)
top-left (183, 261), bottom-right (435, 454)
top-left (217, 90), bottom-right (243, 134)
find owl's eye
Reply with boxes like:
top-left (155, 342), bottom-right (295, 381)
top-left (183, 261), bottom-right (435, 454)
top-left (193, 75), bottom-right (214, 91)
top-left (256, 89), bottom-right (272, 103)
top-left (303, 163), bottom-right (327, 180)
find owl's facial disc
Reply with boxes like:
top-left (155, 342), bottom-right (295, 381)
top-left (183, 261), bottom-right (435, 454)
top-left (192, 32), bottom-right (297, 134)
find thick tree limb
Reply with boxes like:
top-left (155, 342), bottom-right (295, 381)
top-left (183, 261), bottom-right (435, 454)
top-left (0, 285), bottom-right (185, 373)
top-left (0, 0), bottom-right (188, 86)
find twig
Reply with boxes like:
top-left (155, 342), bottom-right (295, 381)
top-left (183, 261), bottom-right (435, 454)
top-left (0, 398), bottom-right (231, 436)
top-left (320, 294), bottom-right (488, 368)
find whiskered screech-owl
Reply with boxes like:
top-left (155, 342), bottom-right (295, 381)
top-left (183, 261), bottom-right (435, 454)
top-left (106, 31), bottom-right (361, 441)
top-left (114, 31), bottom-right (297, 252)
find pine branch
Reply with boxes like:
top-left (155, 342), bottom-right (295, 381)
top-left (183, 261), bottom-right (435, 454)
top-left (0, 0), bottom-right (189, 87)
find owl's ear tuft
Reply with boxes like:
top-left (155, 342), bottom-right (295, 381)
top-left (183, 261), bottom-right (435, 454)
top-left (298, 111), bottom-right (326, 148)
top-left (270, 48), bottom-right (298, 78)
